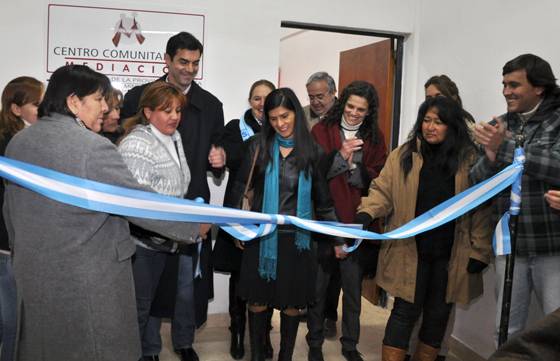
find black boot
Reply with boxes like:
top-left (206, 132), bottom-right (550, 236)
top-left (229, 276), bottom-right (247, 360)
top-left (230, 317), bottom-right (245, 359)
top-left (248, 310), bottom-right (267, 361)
top-left (278, 312), bottom-right (300, 361)
top-left (265, 308), bottom-right (274, 359)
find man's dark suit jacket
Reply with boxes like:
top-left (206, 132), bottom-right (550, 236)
top-left (122, 76), bottom-right (224, 327)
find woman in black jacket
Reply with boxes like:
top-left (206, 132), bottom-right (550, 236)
top-left (232, 88), bottom-right (341, 361)
top-left (213, 79), bottom-right (276, 360)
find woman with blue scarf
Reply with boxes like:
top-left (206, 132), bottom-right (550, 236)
top-left (213, 79), bottom-right (276, 360)
top-left (233, 88), bottom-right (341, 361)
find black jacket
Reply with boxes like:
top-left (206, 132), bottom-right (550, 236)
top-left (230, 135), bottom-right (341, 269)
top-left (122, 77), bottom-right (224, 327)
top-left (213, 110), bottom-right (261, 272)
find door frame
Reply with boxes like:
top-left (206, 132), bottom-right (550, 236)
top-left (281, 21), bottom-right (405, 150)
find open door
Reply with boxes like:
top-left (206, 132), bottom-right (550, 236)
top-left (339, 39), bottom-right (395, 149)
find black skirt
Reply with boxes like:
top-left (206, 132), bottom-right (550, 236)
top-left (237, 227), bottom-right (318, 309)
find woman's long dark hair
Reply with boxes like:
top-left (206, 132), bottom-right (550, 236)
top-left (400, 96), bottom-right (476, 178)
top-left (324, 80), bottom-right (381, 143)
top-left (260, 88), bottom-right (317, 175)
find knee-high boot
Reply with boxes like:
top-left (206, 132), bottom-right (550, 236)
top-left (229, 298), bottom-right (246, 359)
top-left (248, 310), bottom-right (267, 361)
top-left (382, 344), bottom-right (407, 361)
top-left (230, 307), bottom-right (246, 359)
top-left (411, 342), bottom-right (439, 361)
top-left (229, 273), bottom-right (247, 359)
top-left (265, 308), bottom-right (274, 359)
top-left (277, 312), bottom-right (300, 361)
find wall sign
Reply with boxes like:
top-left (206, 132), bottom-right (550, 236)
top-left (47, 4), bottom-right (205, 92)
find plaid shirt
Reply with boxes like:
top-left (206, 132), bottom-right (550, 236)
top-left (470, 95), bottom-right (560, 256)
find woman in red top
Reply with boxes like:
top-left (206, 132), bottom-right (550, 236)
top-left (309, 80), bottom-right (387, 361)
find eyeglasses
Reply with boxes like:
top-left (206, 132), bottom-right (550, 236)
top-left (308, 92), bottom-right (331, 102)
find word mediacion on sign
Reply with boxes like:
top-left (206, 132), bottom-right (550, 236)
top-left (53, 46), bottom-right (167, 76)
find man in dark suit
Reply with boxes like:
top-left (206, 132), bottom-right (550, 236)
top-left (122, 31), bottom-right (225, 361)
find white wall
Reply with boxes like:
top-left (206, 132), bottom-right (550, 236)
top-left (0, 0), bottom-right (416, 314)
top-left (414, 0), bottom-right (560, 357)
top-left (0, 0), bottom-right (416, 124)
top-left (279, 29), bottom-right (384, 105)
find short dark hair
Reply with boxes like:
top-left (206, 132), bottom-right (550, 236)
top-left (503, 54), bottom-right (559, 97)
top-left (39, 65), bottom-right (110, 118)
top-left (166, 32), bottom-right (203, 59)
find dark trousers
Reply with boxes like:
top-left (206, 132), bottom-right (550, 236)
top-left (307, 253), bottom-right (362, 351)
top-left (383, 255), bottom-right (453, 350)
top-left (324, 264), bottom-right (341, 321)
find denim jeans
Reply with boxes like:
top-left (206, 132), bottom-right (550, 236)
top-left (0, 254), bottom-right (16, 361)
top-left (141, 253), bottom-right (195, 355)
top-left (495, 254), bottom-right (560, 340)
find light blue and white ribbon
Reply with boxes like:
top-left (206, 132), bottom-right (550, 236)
top-left (0, 152), bottom-right (524, 254)
top-left (493, 147), bottom-right (525, 256)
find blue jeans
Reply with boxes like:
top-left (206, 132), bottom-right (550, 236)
top-left (0, 254), bottom-right (16, 361)
top-left (495, 254), bottom-right (560, 339)
top-left (134, 249), bottom-right (195, 356)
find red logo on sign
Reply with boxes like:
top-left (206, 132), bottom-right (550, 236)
top-left (112, 13), bottom-right (145, 47)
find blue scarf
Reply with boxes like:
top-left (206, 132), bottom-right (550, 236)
top-left (238, 110), bottom-right (255, 141)
top-left (259, 134), bottom-right (312, 281)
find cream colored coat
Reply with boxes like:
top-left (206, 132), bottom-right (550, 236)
top-left (357, 144), bottom-right (493, 304)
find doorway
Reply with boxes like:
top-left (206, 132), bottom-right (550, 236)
top-left (279, 21), bottom-right (404, 149)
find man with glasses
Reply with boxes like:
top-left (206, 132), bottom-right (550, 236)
top-left (304, 72), bottom-right (337, 129)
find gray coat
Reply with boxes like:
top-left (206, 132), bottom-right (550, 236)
top-left (3, 113), bottom-right (199, 361)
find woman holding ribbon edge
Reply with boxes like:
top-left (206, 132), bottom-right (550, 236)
top-left (3, 65), bottom-right (200, 361)
top-left (355, 96), bottom-right (493, 361)
top-left (231, 88), bottom-right (341, 361)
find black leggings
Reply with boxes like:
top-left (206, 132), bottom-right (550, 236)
top-left (383, 255), bottom-right (453, 349)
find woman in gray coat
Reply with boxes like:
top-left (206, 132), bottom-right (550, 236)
top-left (3, 65), bottom-right (200, 361)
